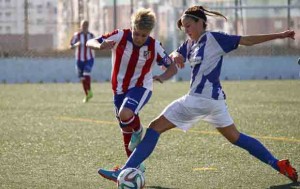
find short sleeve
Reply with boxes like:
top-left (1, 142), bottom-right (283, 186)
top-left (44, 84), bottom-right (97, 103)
top-left (96, 29), bottom-right (123, 44)
top-left (176, 41), bottom-right (188, 60)
top-left (156, 41), bottom-right (172, 67)
top-left (210, 32), bottom-right (241, 53)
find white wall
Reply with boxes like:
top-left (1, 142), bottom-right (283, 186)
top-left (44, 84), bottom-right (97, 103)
top-left (0, 56), bottom-right (299, 83)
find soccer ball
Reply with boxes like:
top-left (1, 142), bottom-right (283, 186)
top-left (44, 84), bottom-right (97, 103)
top-left (117, 168), bottom-right (145, 189)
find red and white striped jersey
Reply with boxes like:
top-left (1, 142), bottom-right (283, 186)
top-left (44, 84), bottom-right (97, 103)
top-left (70, 31), bottom-right (95, 61)
top-left (96, 29), bottom-right (171, 94)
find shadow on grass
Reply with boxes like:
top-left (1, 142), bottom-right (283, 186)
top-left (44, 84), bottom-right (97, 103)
top-left (145, 186), bottom-right (180, 189)
top-left (269, 182), bottom-right (300, 189)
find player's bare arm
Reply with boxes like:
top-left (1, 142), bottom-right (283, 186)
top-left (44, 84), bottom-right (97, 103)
top-left (86, 39), bottom-right (116, 50)
top-left (239, 30), bottom-right (295, 46)
top-left (153, 62), bottom-right (177, 83)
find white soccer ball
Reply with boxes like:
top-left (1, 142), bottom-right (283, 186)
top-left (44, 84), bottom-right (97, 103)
top-left (117, 168), bottom-right (145, 189)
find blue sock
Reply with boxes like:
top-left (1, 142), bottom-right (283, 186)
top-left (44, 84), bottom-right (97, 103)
top-left (123, 128), bottom-right (160, 169)
top-left (234, 133), bottom-right (279, 171)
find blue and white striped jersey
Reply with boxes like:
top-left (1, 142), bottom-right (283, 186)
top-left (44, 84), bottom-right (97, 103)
top-left (177, 31), bottom-right (241, 100)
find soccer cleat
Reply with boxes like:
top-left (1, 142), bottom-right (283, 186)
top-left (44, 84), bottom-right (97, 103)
top-left (98, 164), bottom-right (146, 183)
top-left (82, 90), bottom-right (93, 103)
top-left (128, 127), bottom-right (144, 151)
top-left (82, 96), bottom-right (88, 103)
top-left (98, 166), bottom-right (121, 183)
top-left (277, 159), bottom-right (298, 182)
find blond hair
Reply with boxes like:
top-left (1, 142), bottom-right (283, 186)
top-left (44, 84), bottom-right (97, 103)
top-left (131, 8), bottom-right (156, 31)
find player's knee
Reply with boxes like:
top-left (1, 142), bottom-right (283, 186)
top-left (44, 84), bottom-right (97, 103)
top-left (149, 115), bottom-right (175, 134)
top-left (119, 108), bottom-right (134, 121)
top-left (119, 109), bottom-right (135, 128)
top-left (148, 118), bottom-right (164, 134)
top-left (148, 120), bottom-right (158, 129)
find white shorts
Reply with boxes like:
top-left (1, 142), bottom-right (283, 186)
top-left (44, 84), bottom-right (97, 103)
top-left (161, 94), bottom-right (233, 131)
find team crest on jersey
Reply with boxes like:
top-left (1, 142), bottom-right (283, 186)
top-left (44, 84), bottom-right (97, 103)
top-left (143, 51), bottom-right (151, 60)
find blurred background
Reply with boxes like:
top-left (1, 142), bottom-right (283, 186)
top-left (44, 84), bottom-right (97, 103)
top-left (0, 0), bottom-right (300, 83)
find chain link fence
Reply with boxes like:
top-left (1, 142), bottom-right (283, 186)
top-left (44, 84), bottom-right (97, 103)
top-left (0, 0), bottom-right (299, 57)
top-left (0, 0), bottom-right (299, 83)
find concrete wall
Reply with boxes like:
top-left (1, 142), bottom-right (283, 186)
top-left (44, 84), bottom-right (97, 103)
top-left (0, 56), bottom-right (299, 84)
top-left (0, 34), bottom-right (54, 52)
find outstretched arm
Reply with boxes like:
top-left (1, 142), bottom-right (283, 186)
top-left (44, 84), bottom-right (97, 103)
top-left (239, 30), bottom-right (295, 46)
top-left (86, 39), bottom-right (116, 50)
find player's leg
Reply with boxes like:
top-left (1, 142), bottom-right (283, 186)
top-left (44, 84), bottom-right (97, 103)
top-left (82, 59), bottom-right (94, 102)
top-left (202, 98), bottom-right (297, 182)
top-left (202, 98), bottom-right (279, 170)
top-left (84, 59), bottom-right (94, 93)
top-left (123, 94), bottom-right (203, 168)
top-left (218, 124), bottom-right (279, 167)
top-left (98, 90), bottom-right (151, 180)
top-left (76, 61), bottom-right (88, 98)
top-left (114, 93), bottom-right (133, 157)
top-left (117, 110), bottom-right (140, 157)
top-left (122, 115), bottom-right (176, 169)
top-left (118, 87), bottom-right (152, 153)
top-left (217, 122), bottom-right (298, 182)
top-left (98, 95), bottom-right (196, 182)
top-left (114, 88), bottom-right (151, 156)
top-left (98, 115), bottom-right (175, 182)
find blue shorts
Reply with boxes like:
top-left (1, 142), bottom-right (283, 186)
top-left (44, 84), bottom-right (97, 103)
top-left (76, 59), bottom-right (94, 78)
top-left (114, 87), bottom-right (152, 116)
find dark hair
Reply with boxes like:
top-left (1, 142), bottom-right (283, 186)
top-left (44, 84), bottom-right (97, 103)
top-left (177, 6), bottom-right (227, 30)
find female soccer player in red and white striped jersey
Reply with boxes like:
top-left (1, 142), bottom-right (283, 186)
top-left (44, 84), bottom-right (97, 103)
top-left (70, 20), bottom-right (95, 103)
top-left (87, 8), bottom-right (177, 171)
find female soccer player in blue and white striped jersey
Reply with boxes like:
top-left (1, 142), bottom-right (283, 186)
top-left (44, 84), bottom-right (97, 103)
top-left (98, 5), bottom-right (298, 183)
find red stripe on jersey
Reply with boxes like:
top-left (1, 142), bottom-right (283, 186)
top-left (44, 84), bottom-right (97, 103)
top-left (112, 29), bottom-right (130, 93)
top-left (84, 34), bottom-right (87, 61)
top-left (122, 47), bottom-right (140, 92)
top-left (136, 38), bottom-right (155, 87)
top-left (77, 33), bottom-right (81, 60)
top-left (103, 29), bottom-right (119, 39)
top-left (156, 53), bottom-right (163, 63)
